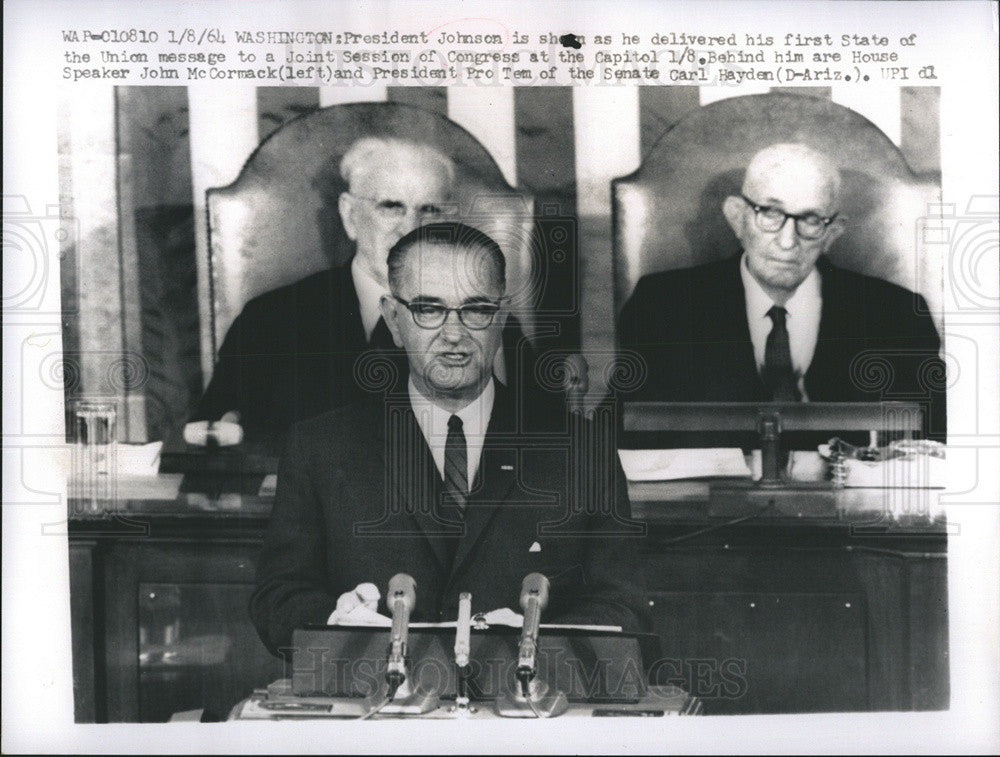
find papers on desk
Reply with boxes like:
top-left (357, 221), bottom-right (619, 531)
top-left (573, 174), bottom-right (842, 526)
top-left (116, 441), bottom-right (163, 476)
top-left (258, 474), bottom-right (278, 497)
top-left (819, 440), bottom-right (946, 488)
top-left (618, 448), bottom-right (752, 481)
top-left (839, 455), bottom-right (946, 488)
top-left (334, 606), bottom-right (620, 633)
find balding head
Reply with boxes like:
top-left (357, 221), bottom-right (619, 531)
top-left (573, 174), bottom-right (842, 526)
top-left (742, 143), bottom-right (841, 211)
top-left (722, 143), bottom-right (845, 304)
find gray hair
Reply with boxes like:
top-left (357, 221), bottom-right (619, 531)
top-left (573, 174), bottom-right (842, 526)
top-left (339, 137), bottom-right (456, 188)
top-left (743, 142), bottom-right (842, 205)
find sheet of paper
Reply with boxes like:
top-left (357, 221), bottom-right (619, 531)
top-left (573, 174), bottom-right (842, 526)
top-left (116, 441), bottom-right (163, 476)
top-left (618, 448), bottom-right (752, 481)
top-left (335, 605), bottom-right (619, 632)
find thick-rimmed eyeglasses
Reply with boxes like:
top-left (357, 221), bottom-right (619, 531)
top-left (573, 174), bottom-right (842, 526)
top-left (740, 194), bottom-right (838, 240)
top-left (349, 193), bottom-right (452, 222)
top-left (393, 296), bottom-right (502, 330)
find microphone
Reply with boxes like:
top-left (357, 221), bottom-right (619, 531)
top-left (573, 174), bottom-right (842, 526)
top-left (453, 592), bottom-right (473, 714)
top-left (516, 573), bottom-right (550, 682)
top-left (496, 573), bottom-right (567, 717)
top-left (454, 592), bottom-right (472, 668)
top-left (362, 573), bottom-right (437, 717)
top-left (386, 573), bottom-right (416, 686)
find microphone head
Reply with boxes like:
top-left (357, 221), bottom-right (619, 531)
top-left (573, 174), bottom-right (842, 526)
top-left (519, 572), bottom-right (550, 611)
top-left (388, 573), bottom-right (416, 611)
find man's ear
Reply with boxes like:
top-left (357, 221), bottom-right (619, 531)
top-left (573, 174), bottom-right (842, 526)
top-left (339, 192), bottom-right (358, 242)
top-left (721, 195), bottom-right (746, 237)
top-left (379, 294), bottom-right (405, 348)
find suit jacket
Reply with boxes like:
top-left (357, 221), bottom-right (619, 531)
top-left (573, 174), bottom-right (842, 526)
top-left (249, 382), bottom-right (649, 657)
top-left (618, 255), bottom-right (946, 440)
top-left (194, 266), bottom-right (544, 447)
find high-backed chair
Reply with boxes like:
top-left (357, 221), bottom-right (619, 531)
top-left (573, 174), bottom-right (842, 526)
top-left (205, 102), bottom-right (536, 365)
top-left (612, 93), bottom-right (942, 335)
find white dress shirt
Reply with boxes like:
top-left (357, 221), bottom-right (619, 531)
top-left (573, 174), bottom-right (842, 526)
top-left (740, 254), bottom-right (823, 400)
top-left (408, 377), bottom-right (495, 487)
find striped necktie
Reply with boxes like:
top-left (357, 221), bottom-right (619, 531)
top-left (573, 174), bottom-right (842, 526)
top-left (442, 414), bottom-right (468, 511)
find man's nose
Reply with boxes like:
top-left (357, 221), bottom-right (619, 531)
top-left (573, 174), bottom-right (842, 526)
top-left (439, 310), bottom-right (467, 341)
top-left (396, 206), bottom-right (423, 236)
top-left (776, 216), bottom-right (798, 250)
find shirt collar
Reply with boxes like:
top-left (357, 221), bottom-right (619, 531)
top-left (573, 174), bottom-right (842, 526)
top-left (407, 377), bottom-right (495, 440)
top-left (408, 377), bottom-right (495, 485)
top-left (350, 256), bottom-right (389, 341)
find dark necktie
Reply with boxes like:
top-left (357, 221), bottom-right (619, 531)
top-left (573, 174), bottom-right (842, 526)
top-left (764, 306), bottom-right (801, 401)
top-left (442, 414), bottom-right (469, 511)
top-left (441, 415), bottom-right (468, 568)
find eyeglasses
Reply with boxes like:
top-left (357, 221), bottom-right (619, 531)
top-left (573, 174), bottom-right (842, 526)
top-left (349, 193), bottom-right (452, 222)
top-left (393, 296), bottom-right (502, 330)
top-left (740, 194), bottom-right (838, 240)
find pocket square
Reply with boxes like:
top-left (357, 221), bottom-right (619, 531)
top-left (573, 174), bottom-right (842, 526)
top-left (529, 541), bottom-right (542, 553)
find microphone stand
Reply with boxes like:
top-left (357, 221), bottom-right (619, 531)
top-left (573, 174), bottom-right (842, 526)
top-left (370, 574), bottom-right (439, 716)
top-left (496, 669), bottom-right (569, 718)
top-left (496, 574), bottom-right (569, 718)
top-left (449, 592), bottom-right (477, 716)
top-left (376, 673), bottom-right (439, 715)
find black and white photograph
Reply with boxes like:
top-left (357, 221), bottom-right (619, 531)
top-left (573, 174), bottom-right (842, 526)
top-left (3, 0), bottom-right (998, 752)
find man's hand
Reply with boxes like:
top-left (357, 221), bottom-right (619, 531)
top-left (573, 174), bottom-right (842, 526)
top-left (482, 608), bottom-right (524, 627)
top-left (328, 583), bottom-right (389, 625)
top-left (182, 413), bottom-right (244, 446)
top-left (561, 353), bottom-right (588, 390)
top-left (562, 353), bottom-right (589, 410)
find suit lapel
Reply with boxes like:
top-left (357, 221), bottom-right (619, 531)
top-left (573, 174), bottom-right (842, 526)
top-left (383, 399), bottom-right (457, 569)
top-left (450, 384), bottom-right (518, 574)
top-left (722, 255), bottom-right (769, 398)
top-left (369, 317), bottom-right (397, 351)
top-left (806, 258), bottom-right (849, 400)
top-left (324, 266), bottom-right (366, 349)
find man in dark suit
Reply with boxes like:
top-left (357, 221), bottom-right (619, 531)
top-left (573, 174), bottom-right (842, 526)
top-left (191, 138), bottom-right (548, 449)
top-left (250, 223), bottom-right (647, 657)
top-left (618, 143), bottom-right (945, 440)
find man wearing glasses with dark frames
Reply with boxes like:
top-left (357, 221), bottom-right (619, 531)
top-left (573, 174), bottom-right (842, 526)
top-left (251, 222), bottom-right (648, 654)
top-left (618, 142), bottom-right (944, 440)
top-left (191, 137), bottom-right (549, 449)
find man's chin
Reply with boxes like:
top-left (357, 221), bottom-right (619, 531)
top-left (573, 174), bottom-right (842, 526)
top-left (760, 268), bottom-right (807, 292)
top-left (423, 365), bottom-right (479, 394)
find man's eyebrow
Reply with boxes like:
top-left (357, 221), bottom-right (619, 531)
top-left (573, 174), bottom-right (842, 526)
top-left (407, 295), bottom-right (497, 306)
top-left (758, 197), bottom-right (830, 215)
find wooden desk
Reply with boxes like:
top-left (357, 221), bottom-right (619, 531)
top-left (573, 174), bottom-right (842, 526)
top-left (68, 478), bottom-right (947, 721)
top-left (230, 682), bottom-right (701, 719)
top-left (630, 478), bottom-right (947, 714)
